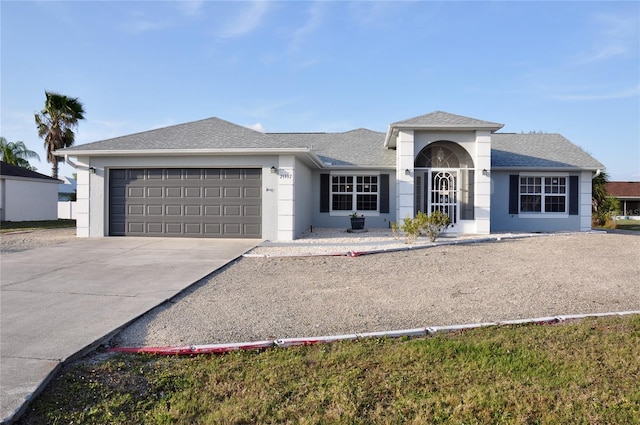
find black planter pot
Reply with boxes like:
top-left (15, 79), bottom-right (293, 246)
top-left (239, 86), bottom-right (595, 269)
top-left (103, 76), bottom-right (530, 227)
top-left (350, 217), bottom-right (365, 230)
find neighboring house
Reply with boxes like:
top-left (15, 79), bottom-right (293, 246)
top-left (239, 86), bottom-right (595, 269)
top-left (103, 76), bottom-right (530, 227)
top-left (606, 181), bottom-right (640, 216)
top-left (0, 161), bottom-right (61, 221)
top-left (58, 176), bottom-right (77, 201)
top-left (56, 111), bottom-right (604, 239)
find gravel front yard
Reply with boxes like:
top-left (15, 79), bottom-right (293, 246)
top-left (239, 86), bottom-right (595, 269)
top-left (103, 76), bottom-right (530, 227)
top-left (112, 231), bottom-right (640, 347)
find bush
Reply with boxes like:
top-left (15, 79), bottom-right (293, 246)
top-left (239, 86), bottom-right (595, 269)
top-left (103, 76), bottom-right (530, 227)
top-left (396, 210), bottom-right (451, 243)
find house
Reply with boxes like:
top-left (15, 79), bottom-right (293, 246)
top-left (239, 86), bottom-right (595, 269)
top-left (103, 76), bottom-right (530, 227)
top-left (606, 181), bottom-right (640, 216)
top-left (0, 161), bottom-right (61, 221)
top-left (55, 111), bottom-right (604, 239)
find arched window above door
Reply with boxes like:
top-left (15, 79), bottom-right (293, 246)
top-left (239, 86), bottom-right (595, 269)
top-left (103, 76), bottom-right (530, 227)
top-left (414, 141), bottom-right (474, 168)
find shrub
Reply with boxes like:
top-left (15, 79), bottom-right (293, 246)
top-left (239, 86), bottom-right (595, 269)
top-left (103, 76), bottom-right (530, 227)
top-left (396, 210), bottom-right (451, 243)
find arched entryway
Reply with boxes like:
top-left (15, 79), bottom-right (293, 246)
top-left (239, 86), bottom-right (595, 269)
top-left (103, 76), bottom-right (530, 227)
top-left (414, 141), bottom-right (475, 225)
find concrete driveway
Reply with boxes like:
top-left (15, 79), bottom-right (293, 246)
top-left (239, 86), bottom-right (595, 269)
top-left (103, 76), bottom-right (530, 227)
top-left (0, 237), bottom-right (259, 424)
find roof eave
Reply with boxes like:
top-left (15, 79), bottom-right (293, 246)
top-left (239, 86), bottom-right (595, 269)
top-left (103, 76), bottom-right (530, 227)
top-left (393, 123), bottom-right (504, 132)
top-left (491, 166), bottom-right (604, 172)
top-left (56, 147), bottom-right (314, 157)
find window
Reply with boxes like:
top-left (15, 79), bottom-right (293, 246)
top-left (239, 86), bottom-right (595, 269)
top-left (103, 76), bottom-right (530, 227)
top-left (331, 174), bottom-right (378, 212)
top-left (519, 176), bottom-right (566, 213)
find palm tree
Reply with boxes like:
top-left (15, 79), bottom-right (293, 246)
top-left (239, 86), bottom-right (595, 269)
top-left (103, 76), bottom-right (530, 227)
top-left (0, 136), bottom-right (40, 171)
top-left (34, 91), bottom-right (86, 178)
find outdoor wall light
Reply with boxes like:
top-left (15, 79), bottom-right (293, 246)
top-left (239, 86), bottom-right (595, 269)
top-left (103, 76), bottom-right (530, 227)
top-left (89, 166), bottom-right (96, 174)
top-left (405, 169), bottom-right (411, 176)
top-left (482, 168), bottom-right (489, 176)
top-left (270, 166), bottom-right (278, 174)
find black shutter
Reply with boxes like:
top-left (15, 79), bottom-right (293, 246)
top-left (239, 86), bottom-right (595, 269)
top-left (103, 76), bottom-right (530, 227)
top-left (320, 174), bottom-right (330, 212)
top-left (509, 175), bottom-right (519, 214)
top-left (380, 174), bottom-right (390, 213)
top-left (569, 175), bottom-right (579, 215)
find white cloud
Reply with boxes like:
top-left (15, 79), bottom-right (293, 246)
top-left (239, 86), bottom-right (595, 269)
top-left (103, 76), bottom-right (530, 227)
top-left (579, 13), bottom-right (639, 63)
top-left (552, 85), bottom-right (640, 101)
top-left (288, 1), bottom-right (325, 54)
top-left (220, 1), bottom-right (269, 39)
top-left (176, 1), bottom-right (205, 18)
top-left (246, 122), bottom-right (266, 132)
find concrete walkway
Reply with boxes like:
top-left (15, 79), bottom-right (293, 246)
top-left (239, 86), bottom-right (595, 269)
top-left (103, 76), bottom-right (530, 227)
top-left (0, 237), bottom-right (259, 424)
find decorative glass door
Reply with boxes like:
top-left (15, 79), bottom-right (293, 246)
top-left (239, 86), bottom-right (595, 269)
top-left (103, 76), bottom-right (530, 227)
top-left (427, 170), bottom-right (458, 224)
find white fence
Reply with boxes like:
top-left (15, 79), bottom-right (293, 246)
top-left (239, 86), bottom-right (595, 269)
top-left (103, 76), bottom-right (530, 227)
top-left (58, 201), bottom-right (77, 219)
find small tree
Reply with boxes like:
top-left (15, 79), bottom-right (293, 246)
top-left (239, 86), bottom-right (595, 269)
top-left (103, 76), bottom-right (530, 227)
top-left (0, 137), bottom-right (40, 170)
top-left (396, 210), bottom-right (452, 243)
top-left (592, 171), bottom-right (619, 227)
top-left (420, 210), bottom-right (452, 242)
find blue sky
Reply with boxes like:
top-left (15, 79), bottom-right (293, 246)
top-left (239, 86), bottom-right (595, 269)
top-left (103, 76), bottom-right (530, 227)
top-left (2, 1), bottom-right (639, 181)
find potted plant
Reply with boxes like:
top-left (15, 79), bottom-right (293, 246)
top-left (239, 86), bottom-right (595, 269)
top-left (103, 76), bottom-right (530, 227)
top-left (350, 211), bottom-right (365, 230)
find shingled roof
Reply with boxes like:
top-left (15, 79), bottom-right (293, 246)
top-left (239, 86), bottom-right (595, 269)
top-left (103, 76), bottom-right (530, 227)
top-left (271, 129), bottom-right (395, 167)
top-left (491, 133), bottom-right (604, 170)
top-left (391, 111), bottom-right (504, 130)
top-left (57, 113), bottom-right (603, 171)
top-left (58, 117), bottom-right (307, 153)
top-left (0, 161), bottom-right (60, 182)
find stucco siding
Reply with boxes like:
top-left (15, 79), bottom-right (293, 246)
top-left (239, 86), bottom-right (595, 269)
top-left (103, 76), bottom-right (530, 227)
top-left (0, 178), bottom-right (58, 221)
top-left (311, 169), bottom-right (396, 229)
top-left (293, 157), bottom-right (313, 239)
top-left (490, 171), bottom-right (583, 232)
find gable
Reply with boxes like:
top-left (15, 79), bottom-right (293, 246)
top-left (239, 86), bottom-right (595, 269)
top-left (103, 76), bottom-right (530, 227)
top-left (58, 117), bottom-right (303, 153)
top-left (392, 111), bottom-right (504, 129)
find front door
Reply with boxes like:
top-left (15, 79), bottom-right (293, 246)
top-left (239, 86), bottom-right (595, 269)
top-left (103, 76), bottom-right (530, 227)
top-left (426, 169), bottom-right (458, 224)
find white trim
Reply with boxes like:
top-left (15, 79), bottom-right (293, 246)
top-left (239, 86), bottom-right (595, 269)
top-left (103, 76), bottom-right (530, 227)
top-left (517, 173), bottom-right (570, 218)
top-left (328, 172), bottom-right (382, 217)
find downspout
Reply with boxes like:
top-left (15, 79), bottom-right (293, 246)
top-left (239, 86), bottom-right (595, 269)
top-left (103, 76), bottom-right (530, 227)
top-left (592, 169), bottom-right (602, 179)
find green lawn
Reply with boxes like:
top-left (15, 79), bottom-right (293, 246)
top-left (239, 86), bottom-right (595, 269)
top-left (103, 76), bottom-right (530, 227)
top-left (615, 221), bottom-right (640, 232)
top-left (17, 315), bottom-right (640, 424)
top-left (0, 219), bottom-right (75, 233)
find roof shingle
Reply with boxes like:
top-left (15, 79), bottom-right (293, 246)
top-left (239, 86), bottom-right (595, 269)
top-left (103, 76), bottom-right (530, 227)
top-left (0, 161), bottom-right (60, 182)
top-left (491, 133), bottom-right (604, 169)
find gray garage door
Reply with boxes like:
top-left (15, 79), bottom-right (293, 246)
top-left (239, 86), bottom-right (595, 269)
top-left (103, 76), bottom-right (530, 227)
top-left (109, 168), bottom-right (261, 238)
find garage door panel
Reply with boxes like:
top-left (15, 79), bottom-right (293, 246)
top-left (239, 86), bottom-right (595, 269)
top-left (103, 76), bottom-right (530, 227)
top-left (244, 187), bottom-right (261, 198)
top-left (224, 187), bottom-right (241, 198)
top-left (223, 223), bottom-right (241, 235)
top-left (165, 187), bottom-right (182, 197)
top-left (204, 187), bottom-right (221, 198)
top-left (147, 187), bottom-right (163, 197)
top-left (204, 205), bottom-right (221, 216)
top-left (147, 169), bottom-right (163, 179)
top-left (224, 169), bottom-right (242, 179)
top-left (128, 205), bottom-right (144, 215)
top-left (130, 170), bottom-right (145, 181)
top-left (244, 224), bottom-right (261, 237)
top-left (165, 223), bottom-right (183, 233)
top-left (185, 205), bottom-right (201, 216)
top-left (166, 170), bottom-right (182, 179)
top-left (185, 169), bottom-right (202, 179)
top-left (128, 222), bottom-right (145, 233)
top-left (223, 205), bottom-right (241, 216)
top-left (110, 168), bottom-right (261, 238)
top-left (185, 187), bottom-right (201, 197)
top-left (244, 206), bottom-right (261, 216)
top-left (128, 187), bottom-right (144, 197)
top-left (204, 223), bottom-right (221, 235)
top-left (146, 205), bottom-right (162, 215)
top-left (165, 205), bottom-right (182, 215)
